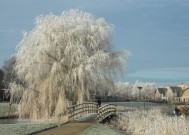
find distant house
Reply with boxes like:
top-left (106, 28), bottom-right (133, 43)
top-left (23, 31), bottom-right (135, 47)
top-left (178, 83), bottom-right (189, 90)
top-left (166, 86), bottom-right (183, 97)
top-left (155, 85), bottom-right (189, 103)
top-left (180, 88), bottom-right (189, 102)
top-left (155, 88), bottom-right (168, 101)
top-left (156, 88), bottom-right (168, 97)
top-left (155, 86), bottom-right (183, 102)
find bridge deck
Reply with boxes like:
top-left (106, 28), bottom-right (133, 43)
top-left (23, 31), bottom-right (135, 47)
top-left (35, 113), bottom-right (97, 135)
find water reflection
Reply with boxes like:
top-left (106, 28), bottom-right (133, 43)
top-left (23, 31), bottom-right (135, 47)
top-left (0, 118), bottom-right (31, 124)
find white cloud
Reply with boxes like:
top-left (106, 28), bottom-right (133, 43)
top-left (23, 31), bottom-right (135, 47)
top-left (126, 67), bottom-right (189, 85)
top-left (128, 67), bottom-right (189, 78)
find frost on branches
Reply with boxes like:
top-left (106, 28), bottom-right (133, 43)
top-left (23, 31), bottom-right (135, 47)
top-left (9, 9), bottom-right (128, 119)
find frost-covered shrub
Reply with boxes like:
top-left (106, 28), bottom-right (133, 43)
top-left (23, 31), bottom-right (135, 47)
top-left (117, 109), bottom-right (189, 135)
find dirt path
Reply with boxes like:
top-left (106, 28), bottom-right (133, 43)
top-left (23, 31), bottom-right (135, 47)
top-left (34, 120), bottom-right (96, 135)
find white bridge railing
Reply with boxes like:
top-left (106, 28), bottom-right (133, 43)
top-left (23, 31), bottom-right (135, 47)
top-left (67, 102), bottom-right (117, 122)
top-left (96, 104), bottom-right (117, 122)
top-left (68, 102), bottom-right (98, 121)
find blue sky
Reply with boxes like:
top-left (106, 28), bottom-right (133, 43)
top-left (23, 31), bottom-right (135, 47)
top-left (1, 0), bottom-right (189, 86)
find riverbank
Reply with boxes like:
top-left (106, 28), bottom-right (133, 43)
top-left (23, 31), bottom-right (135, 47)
top-left (0, 102), bottom-right (182, 135)
top-left (0, 123), bottom-right (57, 135)
top-left (77, 124), bottom-right (127, 135)
top-left (0, 102), bottom-right (17, 117)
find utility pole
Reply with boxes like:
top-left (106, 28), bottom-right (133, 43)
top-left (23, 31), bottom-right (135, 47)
top-left (137, 86), bottom-right (142, 108)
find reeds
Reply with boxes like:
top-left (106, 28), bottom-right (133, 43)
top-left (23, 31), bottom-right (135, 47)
top-left (116, 109), bottom-right (189, 135)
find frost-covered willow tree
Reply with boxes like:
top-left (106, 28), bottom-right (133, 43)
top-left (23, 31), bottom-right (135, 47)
top-left (9, 9), bottom-right (128, 119)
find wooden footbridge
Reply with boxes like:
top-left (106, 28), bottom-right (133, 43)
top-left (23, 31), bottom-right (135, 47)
top-left (67, 102), bottom-right (117, 123)
top-left (36, 102), bottom-right (117, 135)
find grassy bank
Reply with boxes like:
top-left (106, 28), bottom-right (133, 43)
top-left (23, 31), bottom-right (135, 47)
top-left (0, 102), bottom-right (17, 117)
top-left (0, 123), bottom-right (57, 135)
top-left (77, 124), bottom-right (126, 135)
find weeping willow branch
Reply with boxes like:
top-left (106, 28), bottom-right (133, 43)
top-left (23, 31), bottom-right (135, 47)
top-left (13, 78), bottom-right (39, 93)
top-left (9, 9), bottom-right (129, 120)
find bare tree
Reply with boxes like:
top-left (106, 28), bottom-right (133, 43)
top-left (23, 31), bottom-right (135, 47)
top-left (115, 82), bottom-right (132, 100)
top-left (9, 9), bottom-right (128, 119)
top-left (0, 69), bottom-right (4, 89)
top-left (133, 81), bottom-right (157, 101)
top-left (141, 82), bottom-right (156, 100)
top-left (166, 89), bottom-right (174, 101)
